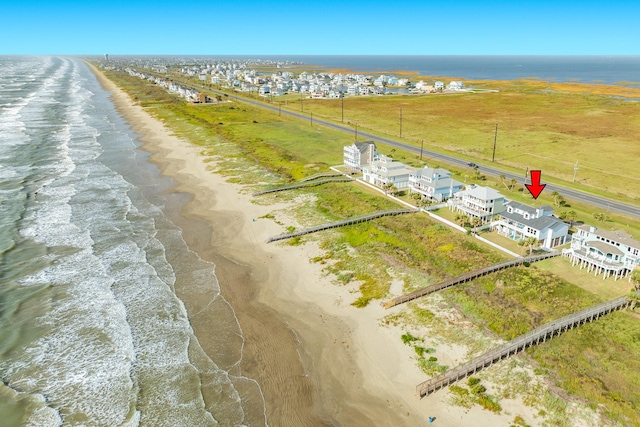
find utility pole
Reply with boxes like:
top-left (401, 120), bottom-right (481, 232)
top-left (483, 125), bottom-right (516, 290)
top-left (355, 122), bottom-right (358, 141)
top-left (341, 95), bottom-right (344, 122)
top-left (492, 123), bottom-right (498, 162)
top-left (573, 160), bottom-right (579, 183)
top-left (310, 111), bottom-right (313, 126)
top-left (420, 139), bottom-right (424, 161)
top-left (400, 106), bottom-right (403, 138)
top-left (300, 91), bottom-right (303, 112)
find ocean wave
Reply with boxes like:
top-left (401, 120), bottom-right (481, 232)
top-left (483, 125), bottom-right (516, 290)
top-left (0, 56), bottom-right (262, 426)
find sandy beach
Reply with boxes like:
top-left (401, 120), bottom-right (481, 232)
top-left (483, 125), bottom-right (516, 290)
top-left (90, 64), bottom-right (553, 427)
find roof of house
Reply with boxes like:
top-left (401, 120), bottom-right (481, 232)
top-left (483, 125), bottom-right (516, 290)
top-left (461, 185), bottom-right (504, 201)
top-left (420, 177), bottom-right (464, 191)
top-left (354, 141), bottom-right (376, 152)
top-left (376, 166), bottom-right (413, 178)
top-left (586, 240), bottom-right (625, 256)
top-left (500, 210), bottom-right (566, 232)
top-left (577, 225), bottom-right (640, 250)
top-left (507, 201), bottom-right (553, 216)
top-left (413, 166), bottom-right (451, 178)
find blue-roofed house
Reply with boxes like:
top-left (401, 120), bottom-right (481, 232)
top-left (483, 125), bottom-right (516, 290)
top-left (408, 166), bottom-right (464, 202)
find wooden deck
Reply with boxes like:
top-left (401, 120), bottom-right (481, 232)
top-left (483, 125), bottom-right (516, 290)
top-left (416, 294), bottom-right (633, 398)
top-left (383, 251), bottom-right (559, 309)
top-left (266, 209), bottom-right (418, 243)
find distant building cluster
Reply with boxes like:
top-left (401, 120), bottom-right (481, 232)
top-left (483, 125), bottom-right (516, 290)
top-left (103, 57), bottom-right (471, 100)
top-left (197, 66), bottom-right (468, 99)
top-left (125, 68), bottom-right (215, 104)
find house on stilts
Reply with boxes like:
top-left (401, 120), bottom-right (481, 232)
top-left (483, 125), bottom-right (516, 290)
top-left (562, 224), bottom-right (640, 281)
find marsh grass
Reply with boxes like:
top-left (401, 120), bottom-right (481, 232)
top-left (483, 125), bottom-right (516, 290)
top-left (448, 377), bottom-right (502, 413)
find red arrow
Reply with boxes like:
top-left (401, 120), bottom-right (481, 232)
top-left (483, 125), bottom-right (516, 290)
top-left (525, 170), bottom-right (546, 199)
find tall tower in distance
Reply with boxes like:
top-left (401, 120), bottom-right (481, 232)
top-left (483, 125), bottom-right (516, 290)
top-left (104, 54), bottom-right (109, 61)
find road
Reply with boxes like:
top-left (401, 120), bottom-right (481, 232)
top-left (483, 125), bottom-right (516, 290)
top-left (192, 81), bottom-right (640, 219)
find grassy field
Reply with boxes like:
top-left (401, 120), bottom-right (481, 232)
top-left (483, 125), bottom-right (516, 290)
top-left (104, 67), bottom-right (640, 426)
top-left (202, 73), bottom-right (640, 205)
top-left (294, 90), bottom-right (640, 201)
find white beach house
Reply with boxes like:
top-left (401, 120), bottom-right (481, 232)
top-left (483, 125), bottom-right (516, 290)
top-left (361, 155), bottom-right (413, 190)
top-left (343, 141), bottom-right (378, 172)
top-left (492, 201), bottom-right (569, 249)
top-left (449, 184), bottom-right (506, 223)
top-left (563, 225), bottom-right (640, 281)
top-left (408, 167), bottom-right (464, 202)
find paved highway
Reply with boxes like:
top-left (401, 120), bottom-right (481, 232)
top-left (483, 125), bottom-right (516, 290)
top-left (193, 82), bottom-right (640, 219)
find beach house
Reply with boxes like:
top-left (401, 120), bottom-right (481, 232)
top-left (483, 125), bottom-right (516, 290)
top-left (408, 167), bottom-right (464, 202)
top-left (449, 184), bottom-right (506, 223)
top-left (347, 85), bottom-right (359, 96)
top-left (361, 155), bottom-right (413, 190)
top-left (563, 225), bottom-right (640, 280)
top-left (343, 141), bottom-right (378, 172)
top-left (447, 81), bottom-right (465, 91)
top-left (492, 201), bottom-right (568, 249)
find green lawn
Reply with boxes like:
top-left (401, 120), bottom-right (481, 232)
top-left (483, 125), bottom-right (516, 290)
top-left (536, 257), bottom-right (634, 300)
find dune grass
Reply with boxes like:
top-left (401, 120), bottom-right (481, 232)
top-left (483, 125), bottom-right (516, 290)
top-left (443, 266), bottom-right (640, 426)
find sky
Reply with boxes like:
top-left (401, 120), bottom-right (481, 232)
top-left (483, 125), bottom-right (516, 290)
top-left (2, 0), bottom-right (640, 55)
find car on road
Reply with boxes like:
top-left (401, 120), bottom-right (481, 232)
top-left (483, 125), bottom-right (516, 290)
top-left (467, 162), bottom-right (478, 168)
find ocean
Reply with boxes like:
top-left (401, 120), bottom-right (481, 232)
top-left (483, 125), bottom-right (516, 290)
top-left (0, 57), bottom-right (265, 426)
top-left (178, 55), bottom-right (640, 85)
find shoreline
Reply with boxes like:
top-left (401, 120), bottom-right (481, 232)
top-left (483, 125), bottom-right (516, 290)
top-left (89, 63), bottom-right (387, 426)
top-left (88, 63), bottom-right (550, 426)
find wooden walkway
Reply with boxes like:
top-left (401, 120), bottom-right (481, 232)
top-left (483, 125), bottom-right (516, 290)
top-left (252, 177), bottom-right (353, 196)
top-left (383, 251), bottom-right (559, 309)
top-left (298, 172), bottom-right (344, 182)
top-left (266, 209), bottom-right (418, 243)
top-left (416, 294), bottom-right (633, 398)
